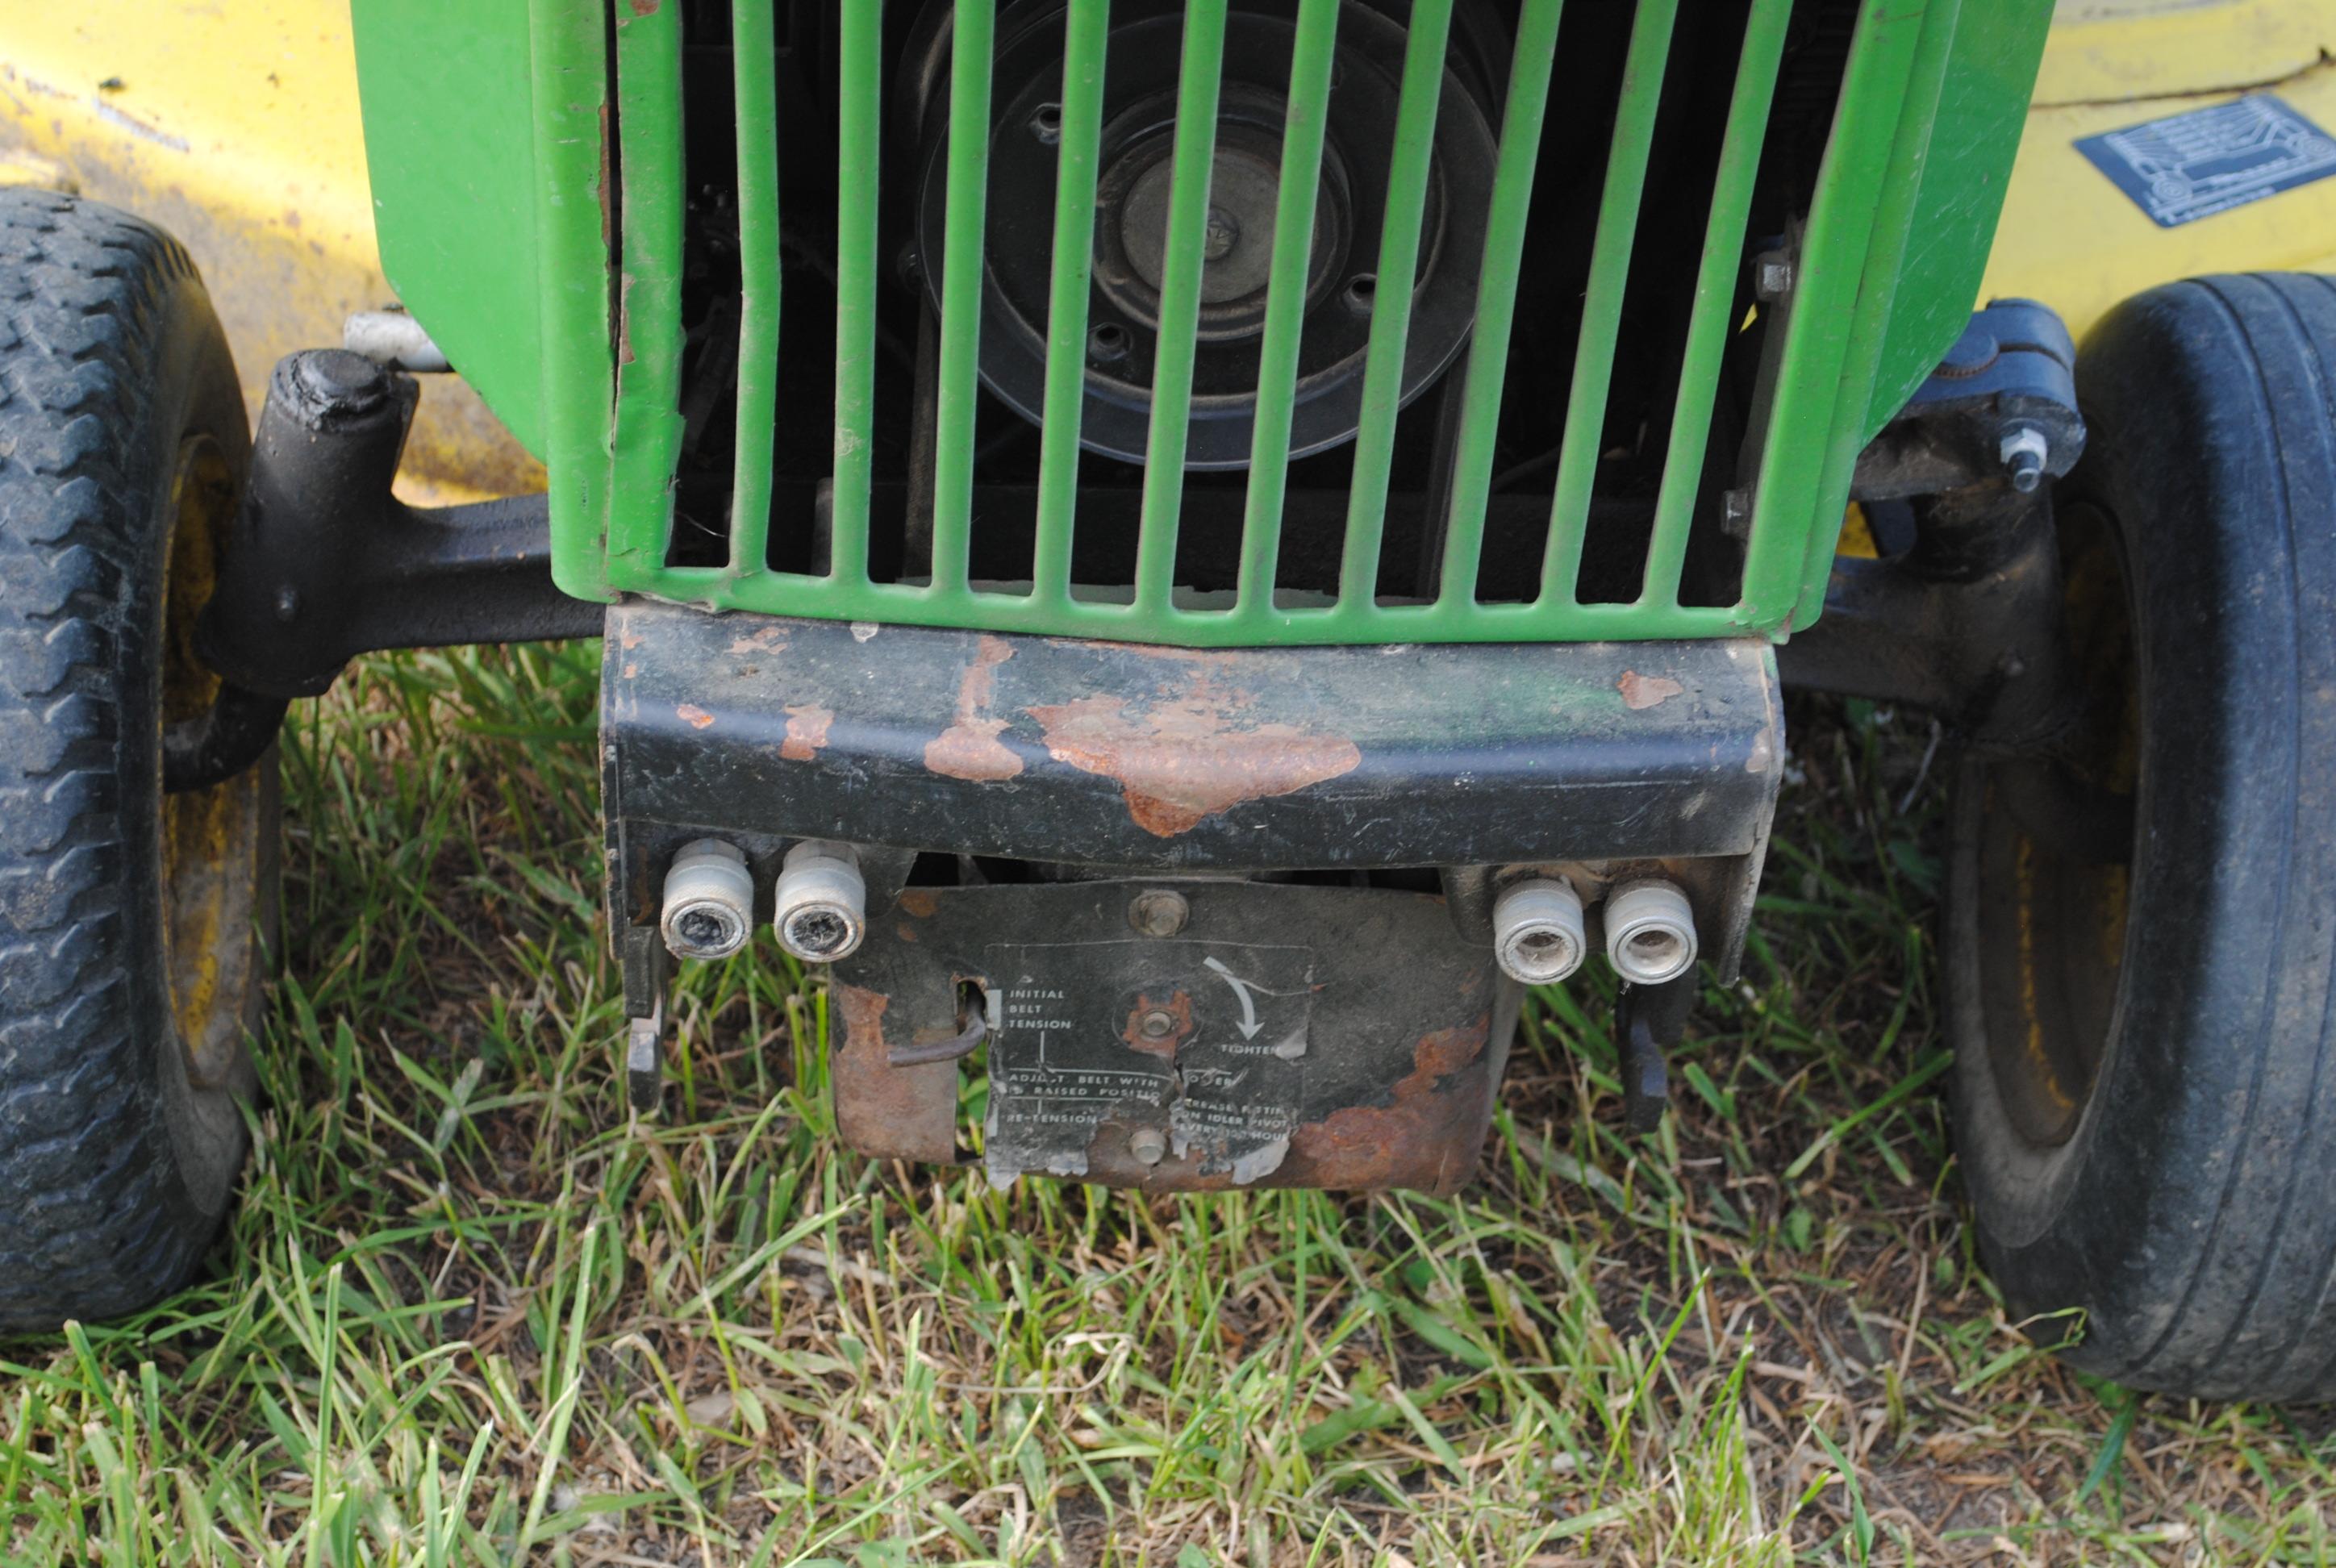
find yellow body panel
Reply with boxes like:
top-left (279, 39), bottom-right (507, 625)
top-left (1983, 0), bottom-right (2336, 344)
top-left (0, 2), bottom-right (540, 506)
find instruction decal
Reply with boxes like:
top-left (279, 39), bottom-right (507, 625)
top-left (2077, 94), bottom-right (2336, 228)
top-left (982, 939), bottom-right (1313, 1186)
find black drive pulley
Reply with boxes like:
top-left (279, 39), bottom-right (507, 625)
top-left (903, 0), bottom-right (1502, 469)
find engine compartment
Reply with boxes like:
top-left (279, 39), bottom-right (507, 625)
top-left (655, 0), bottom-right (1860, 610)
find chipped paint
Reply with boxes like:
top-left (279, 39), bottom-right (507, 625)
top-left (1616, 669), bottom-right (1685, 710)
top-left (780, 703), bottom-right (833, 761)
top-left (924, 634), bottom-right (1025, 782)
top-left (728, 623), bottom-right (787, 655)
top-left (677, 703), bottom-right (715, 730)
top-left (616, 271), bottom-right (637, 367)
top-left (897, 890), bottom-right (940, 919)
top-left (1028, 678), bottom-right (1362, 836)
top-left (93, 99), bottom-right (188, 152)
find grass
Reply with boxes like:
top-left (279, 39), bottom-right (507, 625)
top-left (6, 640), bottom-right (2336, 1565)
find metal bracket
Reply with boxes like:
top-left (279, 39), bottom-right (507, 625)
top-left (1851, 299), bottom-right (2086, 502)
top-left (626, 1001), bottom-right (665, 1118)
top-left (1781, 302), bottom-right (2090, 755)
top-left (169, 349), bottom-right (603, 790)
top-left (1616, 975), bottom-right (1695, 1132)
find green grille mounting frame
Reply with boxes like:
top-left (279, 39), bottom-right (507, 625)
top-left (526, 0), bottom-right (2048, 647)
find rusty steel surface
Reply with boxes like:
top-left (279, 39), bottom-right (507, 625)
top-left (830, 878), bottom-right (1519, 1195)
top-left (601, 604), bottom-right (1783, 874)
top-left (831, 984), bottom-right (958, 1166)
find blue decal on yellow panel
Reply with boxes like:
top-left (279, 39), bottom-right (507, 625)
top-left (2078, 95), bottom-right (2336, 229)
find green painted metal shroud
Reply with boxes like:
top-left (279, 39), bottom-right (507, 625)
top-left (353, 0), bottom-right (2051, 646)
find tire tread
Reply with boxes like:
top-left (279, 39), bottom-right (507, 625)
top-left (0, 189), bottom-right (221, 1332)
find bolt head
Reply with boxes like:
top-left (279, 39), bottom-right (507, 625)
top-left (1203, 204), bottom-right (1241, 261)
top-left (1139, 1008), bottom-right (1177, 1040)
top-left (1719, 487), bottom-right (1754, 540)
top-left (1128, 1127), bottom-right (1167, 1166)
top-left (1128, 889), bottom-right (1190, 938)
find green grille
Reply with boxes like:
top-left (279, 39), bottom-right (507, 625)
top-left (585, 0), bottom-right (1960, 645)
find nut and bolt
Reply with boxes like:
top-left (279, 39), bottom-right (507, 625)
top-left (1753, 251), bottom-right (1795, 302)
top-left (1720, 486), bottom-right (1754, 540)
top-left (1603, 878), bottom-right (1700, 986)
top-left (2000, 424), bottom-right (2050, 494)
top-left (1128, 888), bottom-right (1190, 938)
top-left (1137, 1007), bottom-right (1178, 1040)
top-left (1128, 1127), bottom-right (1168, 1166)
top-left (1491, 878), bottom-right (1589, 986)
top-left (659, 839), bottom-right (756, 962)
top-left (772, 840), bottom-right (868, 964)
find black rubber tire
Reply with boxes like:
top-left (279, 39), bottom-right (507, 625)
top-left (1948, 273), bottom-right (2336, 1403)
top-left (0, 190), bottom-right (274, 1332)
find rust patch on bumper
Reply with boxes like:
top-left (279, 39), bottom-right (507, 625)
top-left (781, 703), bottom-right (833, 761)
top-left (924, 634), bottom-right (1024, 782)
top-left (1028, 680), bottom-right (1362, 837)
top-left (728, 624), bottom-right (788, 656)
top-left (1285, 1015), bottom-right (1495, 1195)
top-left (1616, 669), bottom-right (1685, 711)
top-left (832, 985), bottom-right (958, 1163)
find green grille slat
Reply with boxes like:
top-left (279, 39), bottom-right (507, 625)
top-left (1029, 0), bottom-right (1112, 607)
top-left (928, 0), bottom-right (996, 598)
top-left (1337, 0), bottom-right (1453, 612)
top-left (1430, 0), bottom-right (1562, 617)
top-left (529, 0), bottom-right (613, 603)
top-left (1233, 0), bottom-right (1341, 621)
top-left (830, 0), bottom-right (885, 586)
top-left (608, 0), bottom-right (686, 575)
top-left (729, 0), bottom-right (781, 578)
top-left (1639, 0), bottom-right (1792, 606)
top-left (1132, 0), bottom-right (1228, 615)
top-left (588, 0), bottom-right (2002, 647)
top-left (1536, 0), bottom-right (1679, 609)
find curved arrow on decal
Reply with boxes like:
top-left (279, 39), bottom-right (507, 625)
top-left (1203, 957), bottom-right (1265, 1040)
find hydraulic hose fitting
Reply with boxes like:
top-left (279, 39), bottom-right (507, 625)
top-left (659, 839), bottom-right (756, 961)
top-left (1491, 878), bottom-right (1589, 985)
top-left (1603, 878), bottom-right (1700, 986)
top-left (773, 840), bottom-right (868, 964)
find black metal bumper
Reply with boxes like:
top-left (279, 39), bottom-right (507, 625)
top-left (602, 603), bottom-right (1782, 873)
